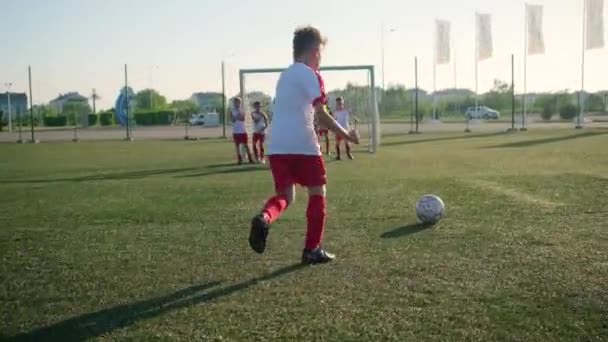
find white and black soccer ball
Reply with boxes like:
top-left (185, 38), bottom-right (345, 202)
top-left (415, 194), bottom-right (445, 224)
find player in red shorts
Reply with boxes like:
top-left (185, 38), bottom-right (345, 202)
top-left (251, 101), bottom-right (269, 163)
top-left (316, 105), bottom-right (333, 155)
top-left (230, 97), bottom-right (254, 165)
top-left (334, 96), bottom-right (358, 160)
top-left (248, 26), bottom-right (359, 264)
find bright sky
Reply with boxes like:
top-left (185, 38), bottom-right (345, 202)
top-left (1, 0), bottom-right (606, 110)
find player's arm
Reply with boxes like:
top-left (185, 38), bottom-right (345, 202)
top-left (237, 109), bottom-right (246, 121)
top-left (260, 111), bottom-right (269, 126)
top-left (351, 111), bottom-right (360, 124)
top-left (315, 103), bottom-right (359, 144)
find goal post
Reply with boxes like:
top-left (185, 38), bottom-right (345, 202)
top-left (238, 65), bottom-right (380, 153)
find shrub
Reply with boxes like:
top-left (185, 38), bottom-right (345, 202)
top-left (43, 116), bottom-right (67, 127)
top-left (99, 112), bottom-right (113, 126)
top-left (559, 103), bottom-right (578, 120)
top-left (88, 114), bottom-right (98, 126)
top-left (134, 111), bottom-right (175, 126)
top-left (541, 102), bottom-right (556, 121)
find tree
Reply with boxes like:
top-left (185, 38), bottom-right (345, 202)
top-left (134, 89), bottom-right (167, 111)
top-left (483, 79), bottom-right (511, 112)
top-left (63, 101), bottom-right (91, 126)
top-left (586, 93), bottom-right (605, 113)
top-left (170, 100), bottom-right (199, 123)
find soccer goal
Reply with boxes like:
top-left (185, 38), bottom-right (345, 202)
top-left (238, 65), bottom-right (381, 153)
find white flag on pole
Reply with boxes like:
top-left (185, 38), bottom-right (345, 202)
top-left (435, 20), bottom-right (451, 64)
top-left (526, 4), bottom-right (545, 55)
top-left (476, 13), bottom-right (493, 60)
top-left (586, 0), bottom-right (605, 49)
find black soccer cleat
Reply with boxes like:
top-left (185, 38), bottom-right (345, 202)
top-left (249, 215), bottom-right (269, 254)
top-left (301, 247), bottom-right (335, 265)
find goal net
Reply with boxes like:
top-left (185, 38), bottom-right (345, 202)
top-left (238, 65), bottom-right (380, 153)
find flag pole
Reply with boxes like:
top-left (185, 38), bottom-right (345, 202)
top-left (577, 0), bottom-right (587, 129)
top-left (433, 21), bottom-right (437, 122)
top-left (522, 3), bottom-right (529, 131)
top-left (468, 14), bottom-right (477, 133)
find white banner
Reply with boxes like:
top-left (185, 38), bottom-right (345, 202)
top-left (476, 13), bottom-right (493, 60)
top-left (435, 20), bottom-right (451, 64)
top-left (526, 4), bottom-right (545, 55)
top-left (586, 0), bottom-right (605, 49)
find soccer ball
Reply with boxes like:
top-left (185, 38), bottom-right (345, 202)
top-left (415, 195), bottom-right (445, 224)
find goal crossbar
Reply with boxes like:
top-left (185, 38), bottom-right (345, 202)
top-left (238, 65), bottom-right (380, 153)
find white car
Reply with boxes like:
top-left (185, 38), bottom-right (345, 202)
top-left (189, 112), bottom-right (220, 127)
top-left (465, 106), bottom-right (500, 120)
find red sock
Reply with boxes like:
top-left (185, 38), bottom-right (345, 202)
top-left (262, 195), bottom-right (289, 224)
top-left (260, 145), bottom-right (265, 159)
top-left (305, 195), bottom-right (326, 250)
top-left (252, 144), bottom-right (259, 160)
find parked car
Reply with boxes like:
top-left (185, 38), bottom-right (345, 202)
top-left (465, 106), bottom-right (500, 120)
top-left (189, 112), bottom-right (220, 127)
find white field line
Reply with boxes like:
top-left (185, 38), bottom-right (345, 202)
top-left (463, 179), bottom-right (565, 208)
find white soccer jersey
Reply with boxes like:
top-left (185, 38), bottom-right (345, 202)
top-left (231, 108), bottom-right (247, 134)
top-left (267, 63), bottom-right (326, 156)
top-left (335, 109), bottom-right (351, 130)
top-left (251, 111), bottom-right (267, 134)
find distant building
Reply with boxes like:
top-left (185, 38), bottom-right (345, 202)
top-left (0, 92), bottom-right (28, 122)
top-left (50, 92), bottom-right (88, 113)
top-left (190, 92), bottom-right (222, 112)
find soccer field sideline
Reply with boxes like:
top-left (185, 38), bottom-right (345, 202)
top-left (1, 120), bottom-right (607, 143)
top-left (1, 129), bottom-right (607, 340)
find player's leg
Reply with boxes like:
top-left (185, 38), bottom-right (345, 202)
top-left (233, 135), bottom-right (243, 164)
top-left (259, 134), bottom-right (266, 162)
top-left (243, 134), bottom-right (254, 163)
top-left (335, 136), bottom-right (342, 160)
top-left (249, 156), bottom-right (295, 253)
top-left (252, 134), bottom-right (260, 162)
top-left (298, 156), bottom-right (334, 264)
top-left (324, 132), bottom-right (330, 155)
top-left (346, 141), bottom-right (354, 160)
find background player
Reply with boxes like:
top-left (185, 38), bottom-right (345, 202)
top-left (230, 97), bottom-right (254, 164)
top-left (316, 104), bottom-right (333, 155)
top-left (251, 101), bottom-right (269, 163)
top-left (248, 26), bottom-right (359, 265)
top-left (334, 96), bottom-right (358, 160)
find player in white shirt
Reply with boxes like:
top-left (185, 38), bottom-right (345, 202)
top-left (248, 26), bottom-right (359, 264)
top-left (230, 97), bottom-right (254, 165)
top-left (251, 101), bottom-right (269, 163)
top-left (333, 97), bottom-right (358, 160)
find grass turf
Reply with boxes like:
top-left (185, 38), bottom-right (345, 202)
top-left (1, 129), bottom-right (607, 341)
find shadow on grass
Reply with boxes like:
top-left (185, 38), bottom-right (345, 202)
top-left (176, 165), bottom-right (266, 178)
top-left (381, 223), bottom-right (434, 239)
top-left (7, 263), bottom-right (305, 341)
top-left (482, 131), bottom-right (608, 149)
top-left (1, 164), bottom-right (268, 184)
top-left (382, 131), bottom-right (508, 147)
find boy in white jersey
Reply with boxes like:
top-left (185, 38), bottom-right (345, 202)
top-left (230, 97), bottom-right (254, 165)
top-left (334, 97), bottom-right (358, 160)
top-left (248, 26), bottom-right (359, 264)
top-left (251, 101), bottom-right (269, 163)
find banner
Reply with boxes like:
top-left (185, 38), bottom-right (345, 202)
top-left (476, 13), bottom-right (493, 60)
top-left (526, 4), bottom-right (545, 55)
top-left (586, 0), bottom-right (605, 49)
top-left (435, 20), bottom-right (451, 64)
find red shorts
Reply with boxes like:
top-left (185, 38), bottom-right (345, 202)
top-left (268, 155), bottom-right (326, 191)
top-left (233, 133), bottom-right (248, 144)
top-left (317, 129), bottom-right (329, 136)
top-left (253, 133), bottom-right (265, 144)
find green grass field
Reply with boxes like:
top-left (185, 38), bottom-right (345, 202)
top-left (1, 129), bottom-right (607, 341)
